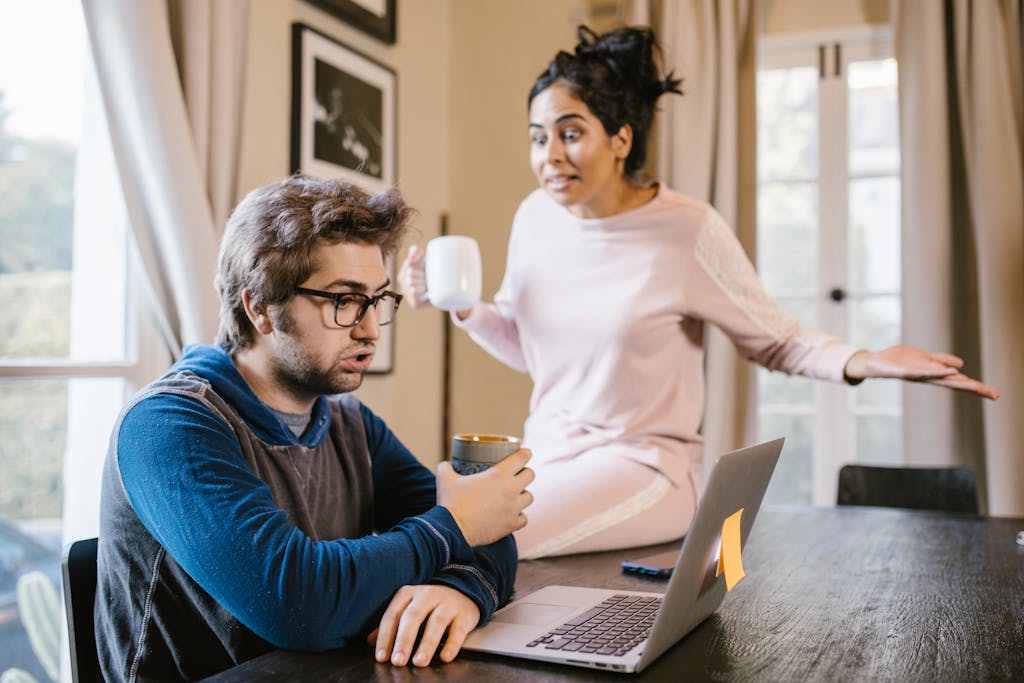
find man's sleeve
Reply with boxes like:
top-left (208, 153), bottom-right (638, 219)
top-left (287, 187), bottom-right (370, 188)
top-left (362, 403), bottom-right (518, 621)
top-left (428, 537), bottom-right (517, 625)
top-left (116, 393), bottom-right (473, 652)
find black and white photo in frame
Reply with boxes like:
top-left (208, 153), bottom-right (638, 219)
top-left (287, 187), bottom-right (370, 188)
top-left (306, 0), bottom-right (396, 44)
top-left (291, 23), bottom-right (395, 195)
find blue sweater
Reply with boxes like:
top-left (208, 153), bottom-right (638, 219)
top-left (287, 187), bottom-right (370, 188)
top-left (94, 344), bottom-right (516, 681)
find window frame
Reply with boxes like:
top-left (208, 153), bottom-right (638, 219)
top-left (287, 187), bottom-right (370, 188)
top-left (0, 33), bottom-right (170, 540)
top-left (756, 25), bottom-right (902, 506)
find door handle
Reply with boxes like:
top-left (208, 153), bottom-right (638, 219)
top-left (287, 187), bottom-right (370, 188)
top-left (828, 287), bottom-right (847, 303)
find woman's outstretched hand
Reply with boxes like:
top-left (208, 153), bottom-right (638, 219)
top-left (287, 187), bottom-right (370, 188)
top-left (843, 345), bottom-right (1000, 400)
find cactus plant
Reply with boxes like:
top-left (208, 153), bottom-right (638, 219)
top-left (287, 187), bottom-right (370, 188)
top-left (14, 571), bottom-right (60, 682)
top-left (0, 668), bottom-right (41, 683)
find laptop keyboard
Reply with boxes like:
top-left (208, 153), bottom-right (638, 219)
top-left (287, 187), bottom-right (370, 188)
top-left (526, 594), bottom-right (661, 657)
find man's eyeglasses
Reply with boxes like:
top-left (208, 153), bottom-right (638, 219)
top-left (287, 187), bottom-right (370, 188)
top-left (294, 287), bottom-right (402, 328)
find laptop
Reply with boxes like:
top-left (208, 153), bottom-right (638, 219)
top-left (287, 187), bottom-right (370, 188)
top-left (462, 437), bottom-right (784, 673)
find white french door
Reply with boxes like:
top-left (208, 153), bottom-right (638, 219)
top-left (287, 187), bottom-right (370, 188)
top-left (755, 28), bottom-right (902, 506)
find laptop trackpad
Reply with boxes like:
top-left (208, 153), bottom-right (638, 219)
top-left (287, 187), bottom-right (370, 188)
top-left (493, 602), bottom-right (577, 626)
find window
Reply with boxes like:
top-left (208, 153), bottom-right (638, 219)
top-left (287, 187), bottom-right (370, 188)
top-left (0, 1), bottom-right (165, 677)
top-left (755, 28), bottom-right (902, 506)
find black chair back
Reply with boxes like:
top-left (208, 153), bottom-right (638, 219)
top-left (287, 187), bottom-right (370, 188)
top-left (62, 537), bottom-right (100, 683)
top-left (836, 465), bottom-right (979, 514)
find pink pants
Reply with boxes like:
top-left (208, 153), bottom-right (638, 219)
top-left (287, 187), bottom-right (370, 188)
top-left (513, 450), bottom-right (697, 560)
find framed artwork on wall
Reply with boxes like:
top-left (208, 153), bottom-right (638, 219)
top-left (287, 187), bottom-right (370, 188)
top-left (291, 23), bottom-right (398, 372)
top-left (291, 23), bottom-right (396, 194)
top-left (306, 0), bottom-right (396, 44)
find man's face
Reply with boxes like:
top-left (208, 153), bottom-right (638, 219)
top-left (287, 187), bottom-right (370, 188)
top-left (267, 240), bottom-right (388, 400)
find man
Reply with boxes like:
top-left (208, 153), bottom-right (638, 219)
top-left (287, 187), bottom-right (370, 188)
top-left (95, 176), bottom-right (533, 681)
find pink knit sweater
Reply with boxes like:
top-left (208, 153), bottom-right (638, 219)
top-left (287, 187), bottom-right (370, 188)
top-left (454, 186), bottom-right (859, 486)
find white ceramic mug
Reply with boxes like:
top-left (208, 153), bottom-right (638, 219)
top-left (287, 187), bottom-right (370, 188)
top-left (425, 235), bottom-right (482, 311)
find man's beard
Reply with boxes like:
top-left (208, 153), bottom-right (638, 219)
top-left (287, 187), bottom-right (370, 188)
top-left (268, 308), bottom-right (364, 398)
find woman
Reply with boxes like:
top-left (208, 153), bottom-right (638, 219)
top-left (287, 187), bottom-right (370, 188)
top-left (400, 26), bottom-right (998, 559)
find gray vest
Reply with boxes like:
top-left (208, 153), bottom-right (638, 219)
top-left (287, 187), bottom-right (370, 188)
top-left (95, 372), bottom-right (373, 682)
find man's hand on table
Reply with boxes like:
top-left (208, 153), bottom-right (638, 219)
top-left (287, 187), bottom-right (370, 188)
top-left (367, 585), bottom-right (480, 667)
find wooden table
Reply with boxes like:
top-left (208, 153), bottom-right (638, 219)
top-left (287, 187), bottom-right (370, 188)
top-left (203, 506), bottom-right (1024, 681)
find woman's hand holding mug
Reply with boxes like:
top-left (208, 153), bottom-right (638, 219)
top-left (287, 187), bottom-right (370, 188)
top-left (398, 236), bottom-right (481, 318)
top-left (398, 244), bottom-right (430, 308)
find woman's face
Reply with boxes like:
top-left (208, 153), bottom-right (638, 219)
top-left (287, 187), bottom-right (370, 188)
top-left (528, 82), bottom-right (631, 219)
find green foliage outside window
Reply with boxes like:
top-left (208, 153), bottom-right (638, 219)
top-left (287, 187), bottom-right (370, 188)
top-left (0, 90), bottom-right (74, 520)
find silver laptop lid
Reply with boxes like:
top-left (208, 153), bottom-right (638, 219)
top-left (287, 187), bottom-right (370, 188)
top-left (637, 437), bottom-right (783, 670)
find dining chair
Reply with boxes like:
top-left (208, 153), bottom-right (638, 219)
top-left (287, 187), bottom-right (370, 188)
top-left (836, 465), bottom-right (980, 514)
top-left (61, 537), bottom-right (100, 683)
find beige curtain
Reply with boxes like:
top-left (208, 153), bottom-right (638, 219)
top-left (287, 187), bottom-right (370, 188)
top-left (81, 0), bottom-right (250, 354)
top-left (894, 0), bottom-right (1024, 516)
top-left (653, 0), bottom-right (759, 476)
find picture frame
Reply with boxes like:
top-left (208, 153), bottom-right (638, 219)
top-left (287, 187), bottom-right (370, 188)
top-left (290, 23), bottom-right (398, 372)
top-left (291, 23), bottom-right (396, 195)
top-left (306, 0), bottom-right (396, 44)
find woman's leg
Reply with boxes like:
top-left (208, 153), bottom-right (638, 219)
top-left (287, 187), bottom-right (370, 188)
top-left (514, 451), bottom-right (697, 559)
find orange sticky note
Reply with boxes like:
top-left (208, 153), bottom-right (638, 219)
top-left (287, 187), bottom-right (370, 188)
top-left (716, 508), bottom-right (746, 591)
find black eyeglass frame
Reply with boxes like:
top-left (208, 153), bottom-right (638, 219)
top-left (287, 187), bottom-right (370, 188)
top-left (294, 286), bottom-right (403, 328)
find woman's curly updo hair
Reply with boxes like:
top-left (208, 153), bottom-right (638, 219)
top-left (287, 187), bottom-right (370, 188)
top-left (529, 25), bottom-right (682, 182)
